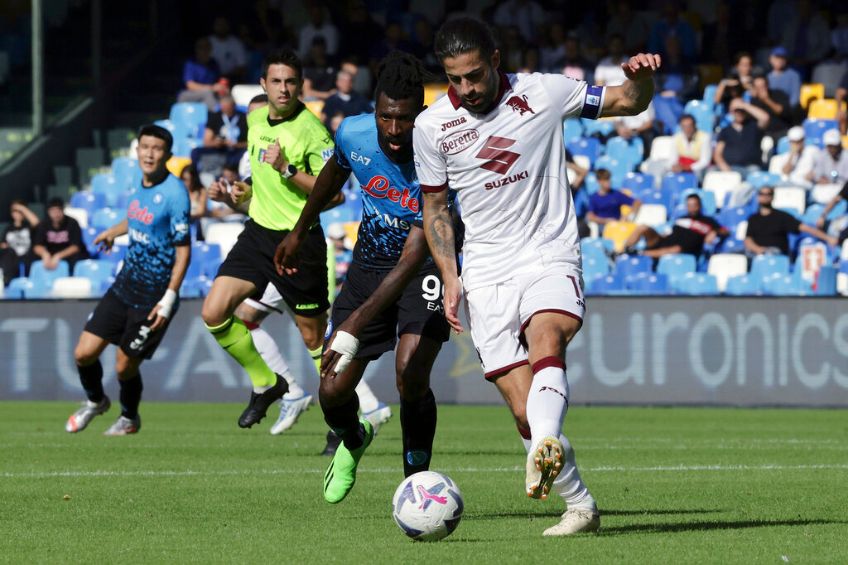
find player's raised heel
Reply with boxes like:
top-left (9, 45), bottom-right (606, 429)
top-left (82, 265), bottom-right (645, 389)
top-left (542, 508), bottom-right (601, 536)
top-left (525, 436), bottom-right (564, 500)
top-left (65, 396), bottom-right (111, 433)
top-left (362, 402), bottom-right (392, 435)
top-left (238, 374), bottom-right (288, 428)
top-left (103, 415), bottom-right (141, 436)
top-left (323, 419), bottom-right (374, 504)
top-left (270, 393), bottom-right (313, 435)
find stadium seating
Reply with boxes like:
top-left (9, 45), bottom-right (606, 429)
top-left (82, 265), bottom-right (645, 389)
top-left (633, 203), bottom-right (668, 227)
top-left (73, 259), bottom-right (113, 293)
top-left (605, 136), bottom-right (643, 169)
top-left (583, 255), bottom-right (610, 283)
top-left (594, 155), bottom-right (630, 186)
top-left (91, 208), bottom-right (122, 232)
top-left (63, 207), bottom-right (88, 229)
top-left (657, 253), bottom-right (697, 284)
top-left (587, 273), bottom-right (626, 295)
top-left (763, 273), bottom-right (812, 296)
top-left (567, 137), bottom-right (602, 166)
top-left (807, 99), bottom-right (844, 120)
top-left (232, 84), bottom-right (264, 109)
top-left (70, 191), bottom-right (106, 216)
top-left (799, 83), bottom-right (824, 109)
top-left (811, 183), bottom-right (842, 205)
top-left (745, 171), bottom-right (781, 190)
top-left (702, 170), bottom-right (742, 209)
top-left (621, 172), bottom-right (654, 192)
top-left (29, 260), bottom-right (70, 289)
top-left (725, 274), bottom-right (759, 295)
top-left (581, 118), bottom-right (615, 137)
top-left (5, 277), bottom-right (51, 299)
top-left (205, 222), bottom-right (245, 258)
top-left (51, 277), bottom-right (93, 298)
top-left (676, 272), bottom-right (719, 295)
top-left (815, 264), bottom-right (838, 295)
top-left (772, 186), bottom-right (807, 216)
top-left (750, 254), bottom-right (790, 282)
top-left (707, 253), bottom-right (748, 292)
top-left (602, 221), bottom-right (638, 252)
top-left (661, 172), bottom-right (698, 194)
top-left (91, 173), bottom-right (125, 208)
top-left (626, 272), bottom-right (668, 295)
top-left (803, 119), bottom-right (839, 147)
top-left (563, 118), bottom-right (583, 142)
top-left (614, 254), bottom-right (652, 279)
top-left (683, 99), bottom-right (715, 132)
top-left (169, 102), bottom-right (208, 138)
top-left (674, 188), bottom-right (716, 217)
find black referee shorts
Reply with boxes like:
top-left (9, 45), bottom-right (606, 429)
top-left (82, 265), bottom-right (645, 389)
top-left (216, 219), bottom-right (330, 317)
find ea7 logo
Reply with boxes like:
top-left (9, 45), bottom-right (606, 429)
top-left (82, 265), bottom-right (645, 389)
top-left (350, 151), bottom-right (371, 166)
top-left (475, 136), bottom-right (519, 175)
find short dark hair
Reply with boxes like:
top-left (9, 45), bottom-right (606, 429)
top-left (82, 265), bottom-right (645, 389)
top-left (249, 93), bottom-right (268, 105)
top-left (47, 197), bottom-right (64, 210)
top-left (374, 51), bottom-right (428, 107)
top-left (262, 49), bottom-right (303, 80)
top-left (679, 113), bottom-right (695, 124)
top-left (595, 168), bottom-right (611, 180)
top-left (434, 16), bottom-right (496, 62)
top-left (686, 193), bottom-right (702, 205)
top-left (137, 124), bottom-right (173, 153)
top-left (222, 163), bottom-right (239, 174)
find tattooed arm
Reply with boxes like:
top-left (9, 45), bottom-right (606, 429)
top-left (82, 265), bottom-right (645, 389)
top-left (600, 53), bottom-right (661, 117)
top-left (423, 189), bottom-right (463, 333)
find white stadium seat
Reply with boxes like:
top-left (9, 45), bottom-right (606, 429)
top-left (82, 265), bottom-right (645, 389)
top-left (64, 207), bottom-right (88, 229)
top-left (772, 186), bottom-right (807, 215)
top-left (768, 153), bottom-right (788, 176)
top-left (633, 203), bottom-right (668, 227)
top-left (702, 170), bottom-right (742, 209)
top-left (811, 183), bottom-right (841, 205)
top-left (231, 84), bottom-right (264, 108)
top-left (647, 136), bottom-right (675, 161)
top-left (51, 277), bottom-right (93, 298)
top-left (205, 222), bottom-right (245, 258)
top-left (708, 253), bottom-right (748, 293)
top-left (572, 154), bottom-right (591, 172)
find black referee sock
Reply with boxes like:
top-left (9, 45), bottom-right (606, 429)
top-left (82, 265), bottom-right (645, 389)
top-left (77, 360), bottom-right (104, 403)
top-left (400, 388), bottom-right (437, 477)
top-left (322, 394), bottom-right (363, 450)
top-left (119, 373), bottom-right (143, 420)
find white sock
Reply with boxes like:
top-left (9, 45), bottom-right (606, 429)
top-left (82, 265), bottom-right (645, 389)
top-left (552, 434), bottom-right (596, 511)
top-left (356, 379), bottom-right (380, 413)
top-left (526, 358), bottom-right (569, 446)
top-left (249, 326), bottom-right (305, 398)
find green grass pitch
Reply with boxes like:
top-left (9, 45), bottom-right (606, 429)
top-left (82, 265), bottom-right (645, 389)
top-left (1, 402), bottom-right (846, 563)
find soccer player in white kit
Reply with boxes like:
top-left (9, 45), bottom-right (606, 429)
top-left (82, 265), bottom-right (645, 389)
top-left (415, 17), bottom-right (661, 536)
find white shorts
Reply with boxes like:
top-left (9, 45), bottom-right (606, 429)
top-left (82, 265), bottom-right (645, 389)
top-left (464, 264), bottom-right (585, 380)
top-left (243, 283), bottom-right (286, 314)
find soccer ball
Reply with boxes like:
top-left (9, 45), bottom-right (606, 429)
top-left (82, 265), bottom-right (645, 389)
top-left (391, 471), bottom-right (464, 542)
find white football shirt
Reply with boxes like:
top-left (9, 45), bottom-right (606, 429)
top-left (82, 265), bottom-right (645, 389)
top-left (414, 72), bottom-right (605, 290)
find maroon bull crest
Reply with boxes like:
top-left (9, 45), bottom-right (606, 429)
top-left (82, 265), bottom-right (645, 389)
top-left (506, 94), bottom-right (535, 116)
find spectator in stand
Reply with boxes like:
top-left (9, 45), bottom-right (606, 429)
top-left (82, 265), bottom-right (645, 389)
top-left (750, 73), bottom-right (792, 143)
top-left (302, 37), bottom-right (337, 101)
top-left (32, 198), bottom-right (88, 271)
top-left (837, 70), bottom-right (847, 135)
top-left (745, 187), bottom-right (836, 256)
top-left (607, 0), bottom-right (650, 54)
top-left (624, 194), bottom-right (727, 258)
top-left (208, 17), bottom-right (248, 82)
top-left (808, 129), bottom-right (848, 185)
top-left (714, 52), bottom-right (758, 107)
top-left (594, 35), bottom-right (628, 86)
top-left (203, 95), bottom-right (247, 154)
top-left (647, 1), bottom-right (697, 63)
top-left (561, 32), bottom-right (592, 81)
top-left (178, 37), bottom-right (228, 111)
top-left (326, 222), bottom-right (353, 291)
top-left (671, 114), bottom-right (711, 177)
top-left (0, 200), bottom-right (40, 284)
top-left (207, 165), bottom-right (245, 222)
top-left (779, 126), bottom-right (819, 188)
top-left (767, 47), bottom-right (801, 108)
top-left (586, 168), bottom-right (641, 226)
top-left (780, 0), bottom-right (830, 76)
top-left (320, 70), bottom-right (372, 128)
top-left (492, 0), bottom-right (546, 45)
top-left (713, 97), bottom-right (770, 175)
top-left (180, 165), bottom-right (207, 242)
top-left (817, 180), bottom-right (848, 244)
top-left (298, 4), bottom-right (339, 59)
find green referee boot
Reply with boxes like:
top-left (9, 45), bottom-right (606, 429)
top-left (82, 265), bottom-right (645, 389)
top-left (323, 419), bottom-right (374, 504)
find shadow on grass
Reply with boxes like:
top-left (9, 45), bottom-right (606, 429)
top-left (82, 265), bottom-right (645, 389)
top-left (468, 508), bottom-right (721, 520)
top-left (602, 518), bottom-right (847, 536)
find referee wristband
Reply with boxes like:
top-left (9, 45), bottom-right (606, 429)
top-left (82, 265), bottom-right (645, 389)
top-left (157, 289), bottom-right (178, 319)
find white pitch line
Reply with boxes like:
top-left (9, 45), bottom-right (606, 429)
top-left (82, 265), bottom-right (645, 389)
top-left (1, 463), bottom-right (847, 480)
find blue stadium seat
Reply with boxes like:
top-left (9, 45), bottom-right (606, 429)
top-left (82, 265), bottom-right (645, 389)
top-left (614, 254), bottom-right (653, 279)
top-left (111, 157), bottom-right (140, 184)
top-left (587, 274), bottom-right (626, 295)
top-left (169, 102), bottom-right (208, 138)
top-left (563, 119), bottom-right (583, 142)
top-left (566, 137), bottom-right (602, 166)
top-left (81, 227), bottom-right (100, 257)
top-left (717, 206), bottom-right (748, 231)
top-left (91, 208), bottom-right (122, 232)
top-left (702, 84), bottom-right (717, 107)
top-left (637, 187), bottom-right (674, 211)
top-left (583, 255), bottom-right (610, 283)
top-left (683, 99), bottom-right (715, 132)
top-left (815, 265), bottom-right (838, 296)
top-left (725, 274), bottom-right (759, 295)
top-left (674, 188), bottom-right (716, 217)
top-left (73, 259), bottom-right (113, 293)
top-left (803, 119), bottom-right (839, 147)
top-left (656, 253), bottom-right (697, 282)
top-left (652, 94), bottom-right (684, 134)
top-left (593, 155), bottom-right (631, 185)
top-left (5, 277), bottom-right (51, 299)
top-left (803, 201), bottom-right (847, 225)
top-left (661, 172), bottom-right (698, 195)
top-left (621, 172), bottom-right (654, 192)
top-left (172, 136), bottom-right (201, 158)
top-left (763, 273), bottom-right (812, 296)
top-left (718, 237), bottom-right (746, 254)
top-left (605, 136), bottom-right (643, 168)
top-left (677, 272), bottom-right (719, 295)
top-left (29, 260), bottom-right (70, 288)
top-left (154, 119), bottom-right (193, 141)
top-left (745, 171), bottom-right (781, 190)
top-left (70, 191), bottom-right (106, 216)
top-left (581, 119), bottom-right (615, 137)
top-left (750, 254), bottom-right (790, 280)
top-left (583, 172), bottom-right (600, 194)
top-left (91, 173), bottom-right (125, 208)
top-left (626, 272), bottom-right (669, 295)
top-left (775, 135), bottom-right (790, 154)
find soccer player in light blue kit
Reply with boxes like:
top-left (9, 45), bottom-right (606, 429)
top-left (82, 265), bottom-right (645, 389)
top-left (65, 125), bottom-right (191, 435)
top-left (275, 52), bottom-right (453, 503)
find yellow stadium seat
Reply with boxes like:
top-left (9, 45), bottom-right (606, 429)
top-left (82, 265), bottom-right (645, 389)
top-left (843, 135), bottom-right (848, 149)
top-left (807, 99), bottom-right (846, 120)
top-left (304, 99), bottom-right (324, 118)
top-left (424, 83), bottom-right (448, 107)
top-left (602, 221), bottom-right (638, 253)
top-left (800, 83), bottom-right (825, 110)
top-left (166, 156), bottom-right (191, 177)
top-left (343, 221), bottom-right (360, 246)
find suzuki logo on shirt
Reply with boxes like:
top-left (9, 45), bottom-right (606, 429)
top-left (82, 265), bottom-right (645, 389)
top-left (475, 136), bottom-right (520, 175)
top-left (128, 200), bottom-right (155, 224)
top-left (361, 176), bottom-right (420, 213)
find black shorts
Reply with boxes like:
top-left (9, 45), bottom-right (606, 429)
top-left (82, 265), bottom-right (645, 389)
top-left (216, 219), bottom-right (330, 317)
top-left (329, 262), bottom-right (451, 359)
top-left (83, 289), bottom-right (174, 359)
